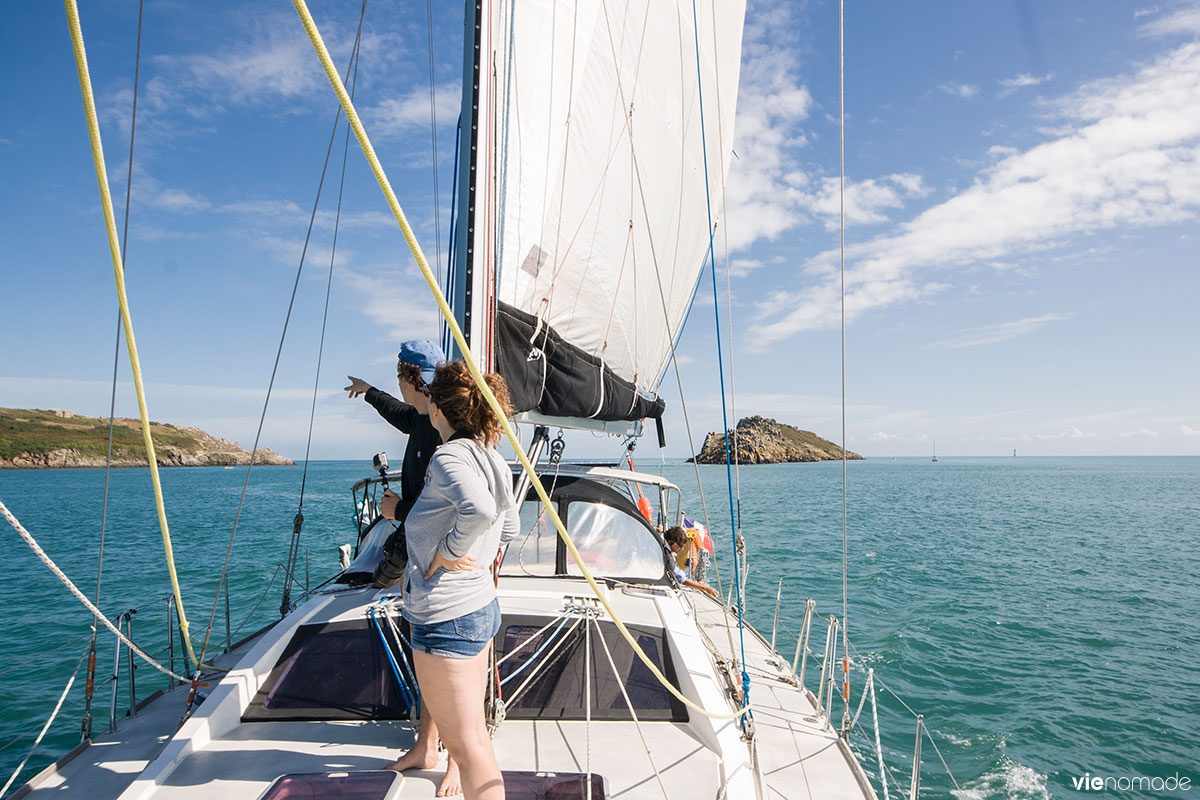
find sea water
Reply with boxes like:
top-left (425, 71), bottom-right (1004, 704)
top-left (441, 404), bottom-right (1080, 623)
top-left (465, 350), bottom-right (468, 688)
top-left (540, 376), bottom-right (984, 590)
top-left (0, 457), bottom-right (1196, 798)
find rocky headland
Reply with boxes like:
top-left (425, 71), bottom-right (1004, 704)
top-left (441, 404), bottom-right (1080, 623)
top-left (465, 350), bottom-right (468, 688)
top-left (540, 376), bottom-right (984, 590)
top-left (0, 408), bottom-right (293, 469)
top-left (689, 416), bottom-right (862, 464)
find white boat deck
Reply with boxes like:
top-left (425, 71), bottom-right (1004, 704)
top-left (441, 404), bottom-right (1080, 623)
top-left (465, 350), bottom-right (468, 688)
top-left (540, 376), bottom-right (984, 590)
top-left (16, 583), bottom-right (875, 799)
top-left (691, 594), bottom-right (878, 800)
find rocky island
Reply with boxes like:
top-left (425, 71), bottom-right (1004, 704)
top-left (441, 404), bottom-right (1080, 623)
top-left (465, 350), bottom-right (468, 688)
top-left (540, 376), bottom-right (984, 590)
top-left (0, 408), bottom-right (293, 469)
top-left (689, 416), bottom-right (863, 464)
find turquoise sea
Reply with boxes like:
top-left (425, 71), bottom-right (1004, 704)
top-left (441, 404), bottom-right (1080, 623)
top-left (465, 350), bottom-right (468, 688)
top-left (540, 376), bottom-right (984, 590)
top-left (1, 457), bottom-right (1197, 797)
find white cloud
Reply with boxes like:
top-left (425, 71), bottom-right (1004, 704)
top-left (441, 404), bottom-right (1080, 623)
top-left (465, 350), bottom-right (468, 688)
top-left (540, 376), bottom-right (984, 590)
top-left (1181, 424), bottom-right (1200, 436)
top-left (928, 313), bottom-right (1073, 349)
top-left (939, 82), bottom-right (980, 99)
top-left (868, 431), bottom-right (900, 442)
top-left (1139, 5), bottom-right (1200, 36)
top-left (999, 73), bottom-right (1053, 90)
top-left (801, 173), bottom-right (930, 230)
top-left (340, 267), bottom-right (440, 341)
top-left (722, 6), bottom-right (933, 257)
top-left (728, 258), bottom-right (765, 278)
top-left (217, 198), bottom-right (397, 233)
top-left (364, 83), bottom-right (461, 139)
top-left (1119, 427), bottom-right (1161, 438)
top-left (154, 187), bottom-right (211, 212)
top-left (722, 4), bottom-right (816, 252)
top-left (1035, 427), bottom-right (1099, 440)
top-left (751, 39), bottom-right (1200, 346)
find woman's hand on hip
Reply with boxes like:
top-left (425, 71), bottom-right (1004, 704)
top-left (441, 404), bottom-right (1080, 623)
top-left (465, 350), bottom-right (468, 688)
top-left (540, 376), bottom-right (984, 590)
top-left (424, 550), bottom-right (478, 580)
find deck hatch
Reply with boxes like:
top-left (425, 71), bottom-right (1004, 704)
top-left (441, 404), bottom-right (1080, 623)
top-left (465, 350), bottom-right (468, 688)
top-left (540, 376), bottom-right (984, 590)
top-left (243, 620), bottom-right (412, 722)
top-left (259, 771), bottom-right (402, 800)
top-left (497, 614), bottom-right (686, 722)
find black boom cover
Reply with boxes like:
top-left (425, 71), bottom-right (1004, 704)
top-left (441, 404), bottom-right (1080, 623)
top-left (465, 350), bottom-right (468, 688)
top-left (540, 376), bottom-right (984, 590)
top-left (495, 302), bottom-right (665, 422)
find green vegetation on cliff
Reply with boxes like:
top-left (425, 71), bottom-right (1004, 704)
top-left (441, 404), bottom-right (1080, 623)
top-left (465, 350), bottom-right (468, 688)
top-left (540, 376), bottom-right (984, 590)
top-left (0, 407), bottom-right (293, 468)
top-left (690, 415), bottom-right (863, 464)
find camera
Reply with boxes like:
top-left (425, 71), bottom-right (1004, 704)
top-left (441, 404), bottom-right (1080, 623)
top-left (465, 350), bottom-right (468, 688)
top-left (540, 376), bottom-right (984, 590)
top-left (373, 452), bottom-right (389, 491)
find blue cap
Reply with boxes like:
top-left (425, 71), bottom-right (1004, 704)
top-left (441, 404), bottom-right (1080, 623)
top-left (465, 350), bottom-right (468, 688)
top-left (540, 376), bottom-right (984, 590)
top-left (397, 339), bottom-right (445, 385)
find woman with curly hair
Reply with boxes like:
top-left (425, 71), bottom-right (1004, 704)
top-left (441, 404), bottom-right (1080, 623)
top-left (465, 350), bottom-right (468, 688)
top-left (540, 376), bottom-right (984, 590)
top-left (384, 360), bottom-right (516, 799)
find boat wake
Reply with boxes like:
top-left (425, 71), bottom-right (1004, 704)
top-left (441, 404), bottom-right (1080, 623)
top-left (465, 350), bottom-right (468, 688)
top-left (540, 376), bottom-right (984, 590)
top-left (951, 754), bottom-right (1051, 800)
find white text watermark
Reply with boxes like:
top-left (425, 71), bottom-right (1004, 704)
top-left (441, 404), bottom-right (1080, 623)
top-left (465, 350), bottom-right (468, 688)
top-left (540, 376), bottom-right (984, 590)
top-left (1072, 773), bottom-right (1191, 792)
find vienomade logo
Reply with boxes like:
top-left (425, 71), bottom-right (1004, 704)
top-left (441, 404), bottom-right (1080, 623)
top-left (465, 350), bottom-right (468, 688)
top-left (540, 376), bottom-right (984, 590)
top-left (1071, 773), bottom-right (1192, 792)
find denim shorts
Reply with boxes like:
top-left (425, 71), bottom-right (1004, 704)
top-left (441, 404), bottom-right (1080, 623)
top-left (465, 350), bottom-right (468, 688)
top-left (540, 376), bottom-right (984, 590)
top-left (407, 599), bottom-right (501, 659)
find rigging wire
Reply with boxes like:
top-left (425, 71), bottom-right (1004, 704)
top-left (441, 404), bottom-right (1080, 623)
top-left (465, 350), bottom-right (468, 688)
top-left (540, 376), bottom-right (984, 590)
top-left (0, 646), bottom-right (88, 797)
top-left (689, 0), bottom-right (752, 725)
top-left (282, 0), bottom-right (368, 618)
top-left (89, 0), bottom-right (145, 739)
top-left (198, 4), bottom-right (369, 665)
top-left (1, 499), bottom-right (187, 684)
top-left (839, 0), bottom-right (851, 734)
top-left (64, 0), bottom-right (202, 672)
top-left (707, 0), bottom-right (744, 537)
top-left (425, 0), bottom-right (443, 272)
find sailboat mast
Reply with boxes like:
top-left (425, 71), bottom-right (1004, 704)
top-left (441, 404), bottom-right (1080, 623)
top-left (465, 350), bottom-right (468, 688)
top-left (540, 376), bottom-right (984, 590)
top-left (449, 0), bottom-right (493, 368)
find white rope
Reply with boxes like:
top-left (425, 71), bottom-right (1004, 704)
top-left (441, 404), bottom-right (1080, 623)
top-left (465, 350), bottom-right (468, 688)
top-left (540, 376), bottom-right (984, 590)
top-left (1, 499), bottom-right (188, 682)
top-left (848, 667), bottom-right (872, 732)
top-left (494, 611), bottom-right (572, 668)
top-left (0, 647), bottom-right (87, 797)
top-left (715, 759), bottom-right (753, 800)
top-left (593, 613), bottom-right (670, 799)
top-left (584, 615), bottom-right (593, 800)
top-left (505, 618), bottom-right (585, 707)
top-left (867, 673), bottom-right (890, 800)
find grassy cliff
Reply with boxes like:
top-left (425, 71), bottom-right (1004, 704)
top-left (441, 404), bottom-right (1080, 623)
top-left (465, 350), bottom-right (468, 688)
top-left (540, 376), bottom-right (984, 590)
top-left (0, 407), bottom-right (292, 468)
top-left (690, 415), bottom-right (863, 464)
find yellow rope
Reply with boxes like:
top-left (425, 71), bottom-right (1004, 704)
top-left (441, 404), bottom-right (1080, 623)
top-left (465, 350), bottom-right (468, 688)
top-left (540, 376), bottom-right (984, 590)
top-left (64, 0), bottom-right (201, 672)
top-left (292, 0), bottom-right (750, 721)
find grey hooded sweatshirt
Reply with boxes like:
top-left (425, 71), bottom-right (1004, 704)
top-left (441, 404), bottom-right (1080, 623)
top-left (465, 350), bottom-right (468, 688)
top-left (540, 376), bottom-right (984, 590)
top-left (401, 436), bottom-right (518, 625)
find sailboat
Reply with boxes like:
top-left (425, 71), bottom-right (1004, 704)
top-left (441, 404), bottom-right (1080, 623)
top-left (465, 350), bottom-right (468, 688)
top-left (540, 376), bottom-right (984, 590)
top-left (931, 441), bottom-right (939, 463)
top-left (11, 2), bottom-right (886, 798)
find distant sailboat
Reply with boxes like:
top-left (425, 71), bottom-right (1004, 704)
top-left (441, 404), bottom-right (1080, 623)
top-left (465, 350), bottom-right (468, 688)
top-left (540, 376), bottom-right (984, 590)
top-left (932, 440), bottom-right (939, 462)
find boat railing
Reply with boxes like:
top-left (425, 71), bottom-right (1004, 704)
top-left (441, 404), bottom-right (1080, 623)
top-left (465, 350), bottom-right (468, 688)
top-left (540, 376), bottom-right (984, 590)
top-left (763, 590), bottom-right (961, 800)
top-left (350, 471), bottom-right (401, 538)
top-left (82, 561), bottom-right (298, 740)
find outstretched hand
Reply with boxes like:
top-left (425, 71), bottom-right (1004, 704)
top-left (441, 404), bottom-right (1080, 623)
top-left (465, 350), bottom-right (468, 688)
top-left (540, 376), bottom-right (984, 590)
top-left (424, 549), bottom-right (478, 580)
top-left (345, 376), bottom-right (371, 398)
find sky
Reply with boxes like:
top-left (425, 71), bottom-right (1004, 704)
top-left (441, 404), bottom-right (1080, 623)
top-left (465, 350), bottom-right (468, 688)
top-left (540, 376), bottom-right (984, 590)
top-left (1, 0), bottom-right (1198, 461)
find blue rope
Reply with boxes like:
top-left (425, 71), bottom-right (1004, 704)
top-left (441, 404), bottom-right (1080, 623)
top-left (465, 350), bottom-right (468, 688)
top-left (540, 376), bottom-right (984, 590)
top-left (382, 612), bottom-right (422, 713)
top-left (690, 0), bottom-right (752, 724)
top-left (499, 614), bottom-right (572, 687)
top-left (369, 608), bottom-right (415, 711)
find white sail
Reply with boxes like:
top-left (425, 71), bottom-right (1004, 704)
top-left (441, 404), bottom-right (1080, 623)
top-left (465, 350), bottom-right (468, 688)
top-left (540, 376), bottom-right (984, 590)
top-left (454, 0), bottom-right (746, 423)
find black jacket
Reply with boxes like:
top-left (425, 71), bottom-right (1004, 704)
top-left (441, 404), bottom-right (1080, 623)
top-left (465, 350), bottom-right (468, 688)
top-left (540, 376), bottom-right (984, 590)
top-left (364, 387), bottom-right (441, 523)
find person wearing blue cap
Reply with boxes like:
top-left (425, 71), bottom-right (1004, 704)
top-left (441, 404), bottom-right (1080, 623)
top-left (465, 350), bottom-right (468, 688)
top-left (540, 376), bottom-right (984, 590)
top-left (347, 340), bottom-right (464, 795)
top-left (345, 338), bottom-right (446, 527)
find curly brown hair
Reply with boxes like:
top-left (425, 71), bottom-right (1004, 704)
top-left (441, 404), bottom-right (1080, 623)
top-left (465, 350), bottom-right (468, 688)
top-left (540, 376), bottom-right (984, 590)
top-left (428, 360), bottom-right (514, 446)
top-left (396, 361), bottom-right (426, 393)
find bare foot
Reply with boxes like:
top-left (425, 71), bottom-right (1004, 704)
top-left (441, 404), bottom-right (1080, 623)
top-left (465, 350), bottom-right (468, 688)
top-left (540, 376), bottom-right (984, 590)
top-left (435, 757), bottom-right (462, 797)
top-left (383, 747), bottom-right (439, 772)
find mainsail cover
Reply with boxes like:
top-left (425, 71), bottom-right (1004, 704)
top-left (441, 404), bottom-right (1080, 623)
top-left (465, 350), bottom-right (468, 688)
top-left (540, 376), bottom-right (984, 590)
top-left (464, 0), bottom-right (746, 423)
